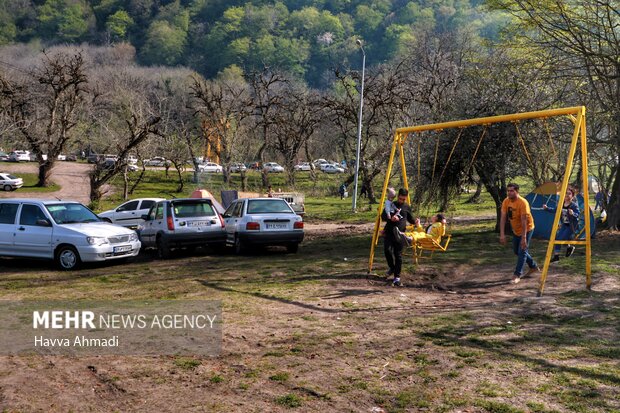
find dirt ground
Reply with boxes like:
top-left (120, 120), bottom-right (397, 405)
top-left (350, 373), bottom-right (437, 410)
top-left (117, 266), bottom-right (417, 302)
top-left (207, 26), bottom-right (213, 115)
top-left (0, 225), bottom-right (618, 412)
top-left (0, 162), bottom-right (94, 203)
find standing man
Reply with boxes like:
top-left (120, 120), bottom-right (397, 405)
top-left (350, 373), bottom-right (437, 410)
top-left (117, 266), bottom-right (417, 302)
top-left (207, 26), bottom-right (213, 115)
top-left (383, 188), bottom-right (416, 287)
top-left (500, 183), bottom-right (540, 284)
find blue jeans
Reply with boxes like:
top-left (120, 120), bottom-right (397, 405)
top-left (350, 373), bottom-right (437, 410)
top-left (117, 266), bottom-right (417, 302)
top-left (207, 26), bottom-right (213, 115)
top-left (512, 230), bottom-right (537, 277)
top-left (554, 225), bottom-right (574, 254)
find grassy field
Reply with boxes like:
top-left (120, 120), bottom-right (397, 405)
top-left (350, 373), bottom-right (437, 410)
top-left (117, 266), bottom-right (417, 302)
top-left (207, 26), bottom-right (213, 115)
top-left (0, 222), bottom-right (618, 412)
top-left (15, 172), bottom-right (61, 193)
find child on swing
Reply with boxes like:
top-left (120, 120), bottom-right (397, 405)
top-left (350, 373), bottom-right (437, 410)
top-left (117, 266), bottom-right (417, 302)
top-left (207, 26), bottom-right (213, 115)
top-left (543, 186), bottom-right (580, 262)
top-left (405, 213), bottom-right (447, 244)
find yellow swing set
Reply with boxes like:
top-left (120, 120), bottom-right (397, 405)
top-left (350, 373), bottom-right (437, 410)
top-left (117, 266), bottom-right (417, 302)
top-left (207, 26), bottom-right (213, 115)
top-left (368, 106), bottom-right (592, 297)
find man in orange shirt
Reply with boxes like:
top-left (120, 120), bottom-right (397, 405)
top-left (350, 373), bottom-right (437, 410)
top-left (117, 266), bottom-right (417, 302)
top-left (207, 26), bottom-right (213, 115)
top-left (499, 183), bottom-right (540, 284)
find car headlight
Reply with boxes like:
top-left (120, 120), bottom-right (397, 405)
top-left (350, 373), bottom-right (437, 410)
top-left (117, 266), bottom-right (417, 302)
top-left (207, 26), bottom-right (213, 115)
top-left (86, 236), bottom-right (109, 246)
top-left (129, 233), bottom-right (138, 242)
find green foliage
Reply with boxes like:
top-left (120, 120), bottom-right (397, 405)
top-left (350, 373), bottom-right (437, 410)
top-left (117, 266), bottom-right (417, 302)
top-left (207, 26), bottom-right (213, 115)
top-left (0, 0), bottom-right (503, 87)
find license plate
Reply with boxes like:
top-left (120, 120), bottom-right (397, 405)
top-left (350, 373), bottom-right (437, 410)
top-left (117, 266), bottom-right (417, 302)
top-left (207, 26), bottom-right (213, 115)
top-left (266, 223), bottom-right (287, 230)
top-left (113, 245), bottom-right (132, 253)
top-left (188, 221), bottom-right (211, 227)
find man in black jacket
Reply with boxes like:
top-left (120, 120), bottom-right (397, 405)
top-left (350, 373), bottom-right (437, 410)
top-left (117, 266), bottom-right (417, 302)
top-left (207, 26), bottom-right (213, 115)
top-left (382, 188), bottom-right (416, 286)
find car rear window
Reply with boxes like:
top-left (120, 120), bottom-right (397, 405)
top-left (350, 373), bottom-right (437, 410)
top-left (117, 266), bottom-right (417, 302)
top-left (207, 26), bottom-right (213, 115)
top-left (247, 199), bottom-right (293, 214)
top-left (172, 201), bottom-right (215, 218)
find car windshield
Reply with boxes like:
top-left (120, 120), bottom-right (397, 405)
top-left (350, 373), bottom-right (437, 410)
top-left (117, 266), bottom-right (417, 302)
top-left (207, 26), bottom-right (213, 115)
top-left (6, 174), bottom-right (18, 179)
top-left (172, 201), bottom-right (216, 218)
top-left (247, 199), bottom-right (293, 214)
top-left (45, 203), bottom-right (101, 224)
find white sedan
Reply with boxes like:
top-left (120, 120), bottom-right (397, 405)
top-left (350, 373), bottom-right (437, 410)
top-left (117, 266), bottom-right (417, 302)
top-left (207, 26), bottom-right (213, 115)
top-left (264, 162), bottom-right (284, 173)
top-left (322, 164), bottom-right (345, 174)
top-left (198, 162), bottom-right (223, 173)
top-left (98, 198), bottom-right (164, 228)
top-left (294, 162), bottom-right (311, 171)
top-left (0, 173), bottom-right (24, 191)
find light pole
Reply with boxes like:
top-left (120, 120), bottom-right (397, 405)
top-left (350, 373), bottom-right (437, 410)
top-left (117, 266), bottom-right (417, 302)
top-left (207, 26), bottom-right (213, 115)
top-left (352, 39), bottom-right (365, 212)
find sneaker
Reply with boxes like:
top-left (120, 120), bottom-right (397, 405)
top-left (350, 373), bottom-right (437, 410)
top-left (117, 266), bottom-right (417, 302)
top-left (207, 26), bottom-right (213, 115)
top-left (392, 277), bottom-right (402, 287)
top-left (525, 266), bottom-right (541, 277)
top-left (512, 276), bottom-right (521, 284)
top-left (550, 255), bottom-right (560, 263)
top-left (386, 268), bottom-right (394, 276)
top-left (566, 245), bottom-right (575, 258)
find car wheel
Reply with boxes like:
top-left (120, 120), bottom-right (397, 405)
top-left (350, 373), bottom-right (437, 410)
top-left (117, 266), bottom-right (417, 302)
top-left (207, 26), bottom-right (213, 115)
top-left (286, 243), bottom-right (299, 253)
top-left (234, 235), bottom-right (246, 255)
top-left (156, 237), bottom-right (171, 259)
top-left (56, 246), bottom-right (81, 270)
top-left (3, 185), bottom-right (12, 191)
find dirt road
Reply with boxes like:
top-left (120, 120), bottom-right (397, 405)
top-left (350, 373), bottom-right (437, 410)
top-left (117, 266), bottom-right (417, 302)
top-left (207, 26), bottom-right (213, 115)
top-left (0, 162), bottom-right (93, 203)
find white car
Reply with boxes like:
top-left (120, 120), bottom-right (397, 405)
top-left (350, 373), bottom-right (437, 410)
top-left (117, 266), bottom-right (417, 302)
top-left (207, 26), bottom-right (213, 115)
top-left (127, 155), bottom-right (138, 165)
top-left (322, 164), bottom-right (345, 174)
top-left (264, 162), bottom-right (284, 173)
top-left (229, 163), bottom-right (247, 173)
top-left (9, 151), bottom-right (30, 162)
top-left (98, 198), bottom-right (164, 228)
top-left (222, 198), bottom-right (304, 254)
top-left (0, 173), bottom-right (24, 191)
top-left (0, 199), bottom-right (140, 270)
top-left (144, 157), bottom-right (170, 167)
top-left (294, 162), bottom-right (311, 171)
top-left (198, 162), bottom-right (223, 173)
top-left (57, 154), bottom-right (66, 161)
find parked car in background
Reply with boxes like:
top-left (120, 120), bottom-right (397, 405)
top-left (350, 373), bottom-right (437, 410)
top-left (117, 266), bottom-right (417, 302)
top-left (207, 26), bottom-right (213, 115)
top-left (138, 198), bottom-right (226, 258)
top-left (312, 159), bottom-right (329, 168)
top-left (198, 162), bottom-right (223, 173)
top-left (229, 163), bottom-right (247, 173)
top-left (65, 154), bottom-right (78, 162)
top-left (0, 199), bottom-right (140, 270)
top-left (322, 164), bottom-right (345, 174)
top-left (144, 157), bottom-right (170, 167)
top-left (0, 152), bottom-right (9, 161)
top-left (0, 173), bottom-right (24, 191)
top-left (223, 198), bottom-right (304, 254)
top-left (57, 154), bottom-right (66, 161)
top-left (127, 155), bottom-right (138, 165)
top-left (264, 162), bottom-right (284, 173)
top-left (99, 198), bottom-right (164, 228)
top-left (87, 154), bottom-right (101, 163)
top-left (271, 192), bottom-right (305, 216)
top-left (29, 153), bottom-right (48, 162)
top-left (294, 162), bottom-right (311, 171)
top-left (9, 151), bottom-right (30, 162)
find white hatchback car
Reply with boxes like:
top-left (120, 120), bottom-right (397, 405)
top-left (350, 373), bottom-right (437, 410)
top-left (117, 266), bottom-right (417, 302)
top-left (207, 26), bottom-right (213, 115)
top-left (322, 164), bottom-right (345, 173)
top-left (0, 199), bottom-right (140, 270)
top-left (8, 151), bottom-right (30, 162)
top-left (198, 162), bottom-right (223, 173)
top-left (264, 162), bottom-right (284, 173)
top-left (0, 173), bottom-right (24, 191)
top-left (223, 198), bottom-right (304, 254)
top-left (98, 198), bottom-right (164, 228)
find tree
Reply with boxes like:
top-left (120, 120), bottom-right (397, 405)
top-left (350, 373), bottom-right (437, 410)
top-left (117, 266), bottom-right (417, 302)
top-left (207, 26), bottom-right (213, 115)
top-left (487, 0), bottom-right (620, 228)
top-left (141, 20), bottom-right (187, 66)
top-left (106, 10), bottom-right (134, 41)
top-left (0, 50), bottom-right (88, 187)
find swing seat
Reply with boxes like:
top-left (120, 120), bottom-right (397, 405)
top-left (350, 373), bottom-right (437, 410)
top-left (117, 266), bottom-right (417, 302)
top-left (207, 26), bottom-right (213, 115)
top-left (408, 232), bottom-right (452, 264)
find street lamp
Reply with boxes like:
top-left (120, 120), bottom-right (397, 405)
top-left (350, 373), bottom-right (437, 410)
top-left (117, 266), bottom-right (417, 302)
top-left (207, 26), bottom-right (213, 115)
top-left (352, 38), bottom-right (366, 212)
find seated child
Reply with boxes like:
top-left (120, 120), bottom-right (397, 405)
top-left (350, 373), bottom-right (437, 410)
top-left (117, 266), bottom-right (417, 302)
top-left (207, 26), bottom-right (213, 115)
top-left (405, 214), bottom-right (447, 244)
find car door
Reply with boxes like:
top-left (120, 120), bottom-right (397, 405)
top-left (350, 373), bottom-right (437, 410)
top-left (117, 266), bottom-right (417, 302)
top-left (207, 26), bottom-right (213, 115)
top-left (138, 200), bottom-right (156, 225)
top-left (113, 200), bottom-right (140, 227)
top-left (13, 204), bottom-right (54, 258)
top-left (0, 202), bottom-right (19, 254)
top-left (223, 201), bottom-right (243, 243)
top-left (140, 202), bottom-right (164, 246)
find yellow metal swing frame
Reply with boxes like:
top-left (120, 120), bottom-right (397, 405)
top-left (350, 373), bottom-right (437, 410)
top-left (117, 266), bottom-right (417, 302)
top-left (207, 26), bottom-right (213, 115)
top-left (368, 106), bottom-right (592, 297)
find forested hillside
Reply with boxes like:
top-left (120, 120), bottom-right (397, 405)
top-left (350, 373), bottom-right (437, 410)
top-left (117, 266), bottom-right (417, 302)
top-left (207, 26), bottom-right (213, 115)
top-left (0, 0), bottom-right (505, 86)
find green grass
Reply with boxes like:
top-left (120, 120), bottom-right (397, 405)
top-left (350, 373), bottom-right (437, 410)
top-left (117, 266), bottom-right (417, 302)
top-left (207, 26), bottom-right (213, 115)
top-left (275, 393), bottom-right (303, 408)
top-left (16, 173), bottom-right (61, 192)
top-left (173, 357), bottom-right (201, 370)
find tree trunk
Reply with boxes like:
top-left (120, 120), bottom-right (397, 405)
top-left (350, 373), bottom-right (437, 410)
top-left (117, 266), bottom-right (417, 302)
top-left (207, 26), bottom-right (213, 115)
top-left (122, 166), bottom-right (129, 200)
top-left (606, 162), bottom-right (620, 230)
top-left (129, 164), bottom-right (147, 195)
top-left (37, 160), bottom-right (54, 187)
top-left (261, 169), bottom-right (270, 189)
top-left (240, 170), bottom-right (248, 191)
top-left (174, 163), bottom-right (184, 193)
top-left (222, 167), bottom-right (231, 185)
top-left (466, 180), bottom-right (483, 204)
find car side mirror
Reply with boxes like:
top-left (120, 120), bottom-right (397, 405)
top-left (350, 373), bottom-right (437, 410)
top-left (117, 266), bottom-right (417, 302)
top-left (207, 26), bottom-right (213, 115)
top-left (36, 219), bottom-right (51, 227)
top-left (141, 214), bottom-right (150, 221)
